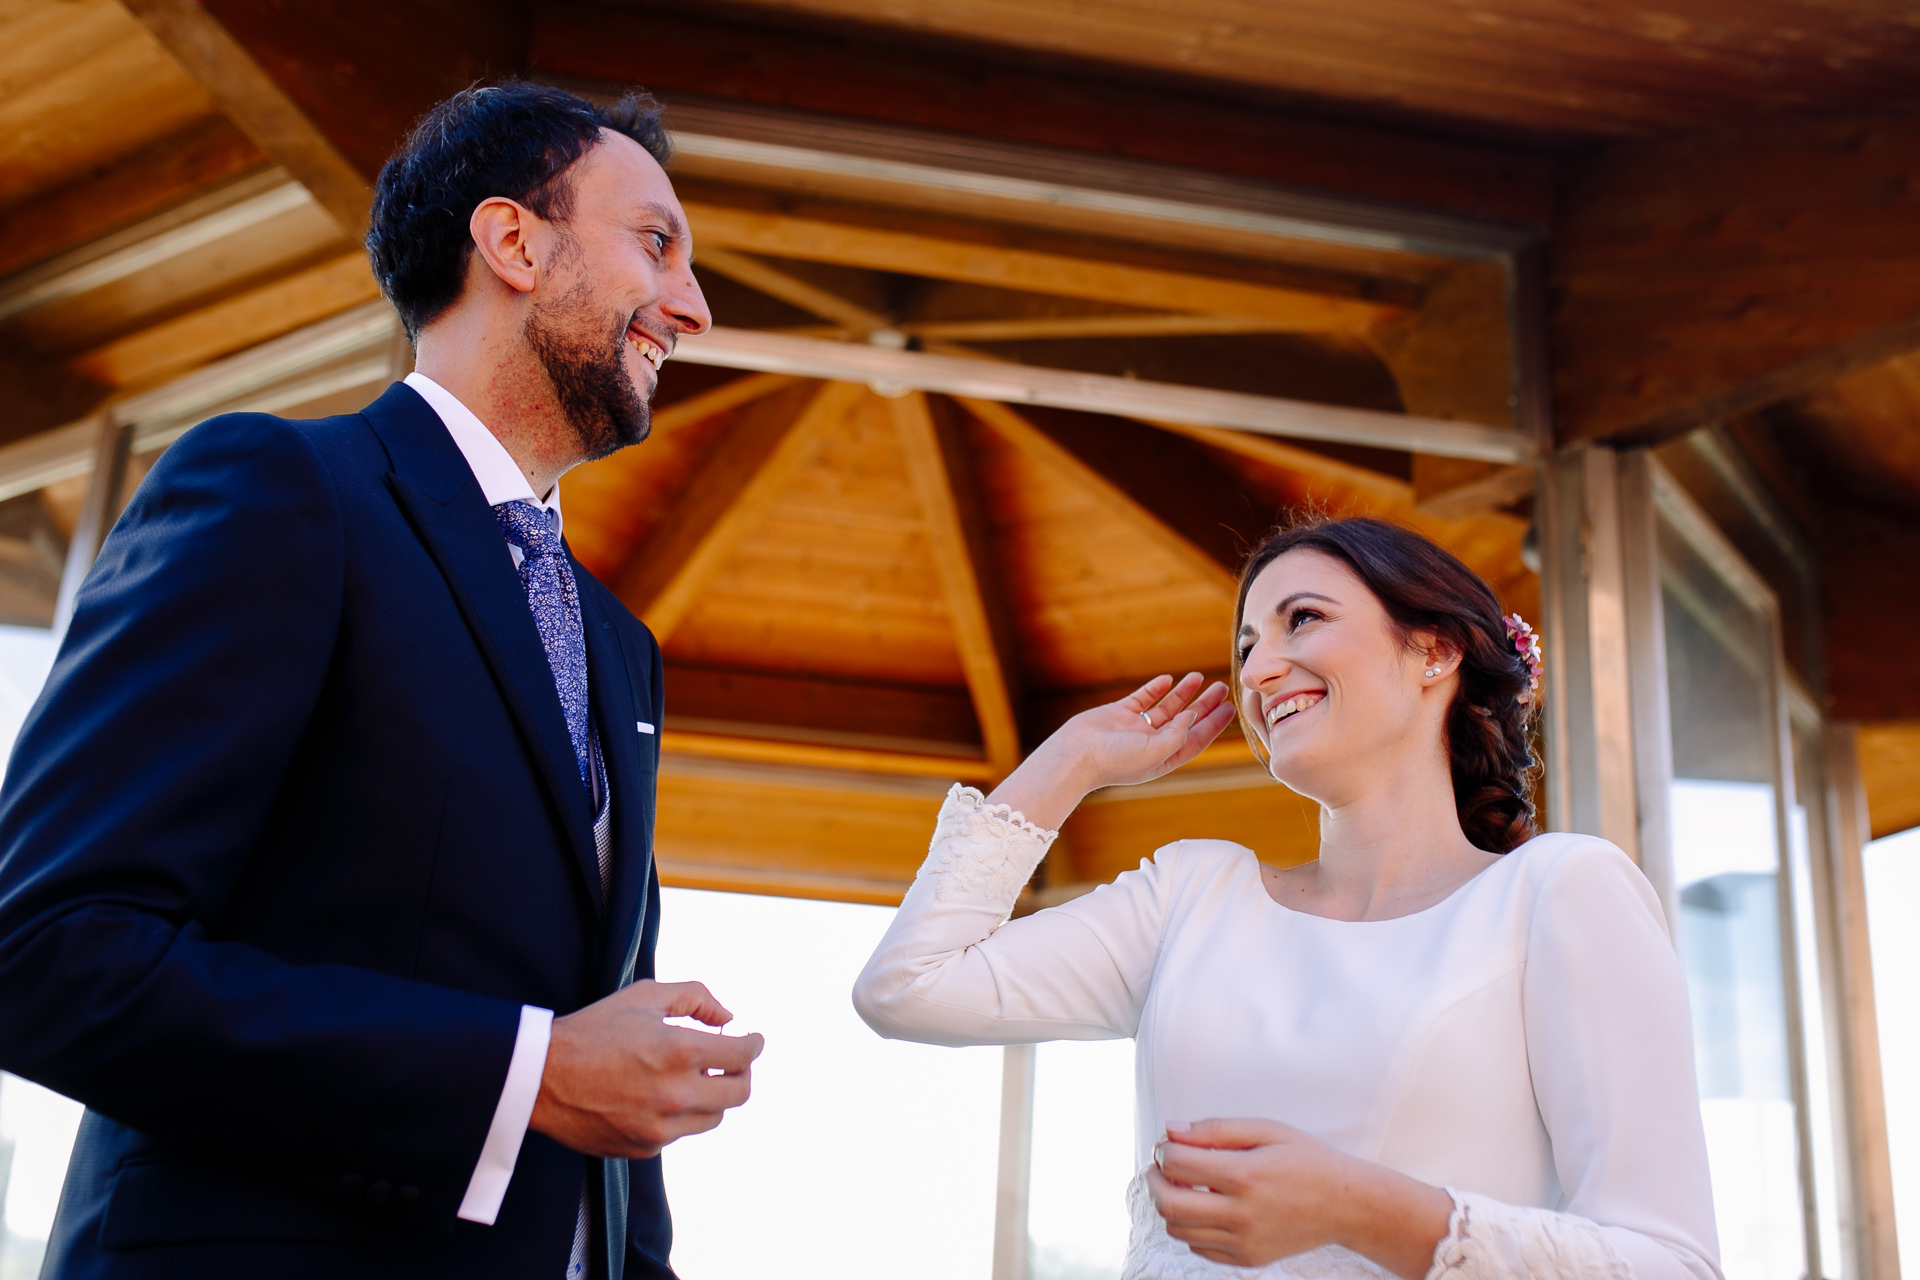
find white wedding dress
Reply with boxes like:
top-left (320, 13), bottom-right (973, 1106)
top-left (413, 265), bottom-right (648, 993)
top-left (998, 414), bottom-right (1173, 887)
top-left (853, 786), bottom-right (1723, 1280)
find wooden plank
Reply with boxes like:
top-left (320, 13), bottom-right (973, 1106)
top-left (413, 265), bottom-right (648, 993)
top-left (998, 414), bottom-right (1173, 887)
top-left (958, 395), bottom-right (1238, 597)
top-left (0, 0), bottom-right (219, 206)
top-left (0, 114), bottom-right (263, 279)
top-left (1554, 113), bottom-right (1920, 446)
top-left (675, 327), bottom-right (1534, 463)
top-left (663, 729), bottom-right (993, 782)
top-left (1371, 261), bottom-right (1514, 428)
top-left (891, 392), bottom-right (1024, 775)
top-left (533, 6), bottom-right (1556, 225)
top-left (1822, 504), bottom-right (1920, 722)
top-left (1858, 721), bottom-right (1920, 841)
top-left (683, 200), bottom-right (1401, 335)
top-left (119, 0), bottom-right (376, 236)
top-left (614, 379), bottom-right (857, 641)
top-left (665, 663), bottom-right (979, 748)
top-left (67, 250), bottom-right (380, 388)
top-left (695, 247), bottom-right (891, 334)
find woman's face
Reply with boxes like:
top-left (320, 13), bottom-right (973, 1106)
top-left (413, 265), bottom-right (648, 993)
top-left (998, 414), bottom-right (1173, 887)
top-left (1236, 549), bottom-right (1443, 803)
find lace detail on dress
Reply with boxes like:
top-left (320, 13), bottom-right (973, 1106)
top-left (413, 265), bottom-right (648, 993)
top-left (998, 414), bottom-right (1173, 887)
top-left (922, 783), bottom-right (1059, 906)
top-left (1122, 1170), bottom-right (1392, 1280)
top-left (1423, 1188), bottom-right (1632, 1280)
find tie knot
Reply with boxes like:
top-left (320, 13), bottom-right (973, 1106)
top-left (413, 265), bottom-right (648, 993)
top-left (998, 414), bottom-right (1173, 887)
top-left (494, 500), bottom-right (563, 559)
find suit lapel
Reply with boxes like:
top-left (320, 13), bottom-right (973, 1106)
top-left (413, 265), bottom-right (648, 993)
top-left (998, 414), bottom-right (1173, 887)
top-left (579, 583), bottom-right (657, 991)
top-left (362, 383), bottom-right (602, 913)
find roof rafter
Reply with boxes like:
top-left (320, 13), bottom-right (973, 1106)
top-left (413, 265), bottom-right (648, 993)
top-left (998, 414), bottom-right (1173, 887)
top-left (615, 378), bottom-right (858, 642)
top-left (890, 391), bottom-right (1025, 777)
top-left (696, 246), bottom-right (892, 335)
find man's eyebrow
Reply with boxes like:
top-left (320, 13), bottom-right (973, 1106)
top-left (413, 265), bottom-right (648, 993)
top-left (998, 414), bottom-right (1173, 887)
top-left (636, 202), bottom-right (687, 242)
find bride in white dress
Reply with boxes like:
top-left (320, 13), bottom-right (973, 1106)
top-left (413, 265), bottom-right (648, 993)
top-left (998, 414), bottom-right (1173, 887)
top-left (853, 517), bottom-right (1721, 1280)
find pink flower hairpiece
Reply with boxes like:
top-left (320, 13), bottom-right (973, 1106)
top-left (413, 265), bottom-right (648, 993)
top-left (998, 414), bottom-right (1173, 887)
top-left (1504, 613), bottom-right (1543, 706)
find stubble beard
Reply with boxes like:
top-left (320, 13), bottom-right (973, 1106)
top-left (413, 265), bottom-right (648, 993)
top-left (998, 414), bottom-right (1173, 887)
top-left (522, 264), bottom-right (653, 463)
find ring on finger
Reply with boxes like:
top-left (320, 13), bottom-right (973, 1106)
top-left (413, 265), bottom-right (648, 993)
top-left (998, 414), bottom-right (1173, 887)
top-left (1141, 710), bottom-right (1157, 729)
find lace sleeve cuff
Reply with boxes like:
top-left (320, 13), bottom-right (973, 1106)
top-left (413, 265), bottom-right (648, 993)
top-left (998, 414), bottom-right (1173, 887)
top-left (920, 783), bottom-right (1060, 908)
top-left (1426, 1189), bottom-right (1632, 1280)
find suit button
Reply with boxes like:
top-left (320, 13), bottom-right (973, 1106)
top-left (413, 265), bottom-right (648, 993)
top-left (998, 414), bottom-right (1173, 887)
top-left (339, 1173), bottom-right (365, 1198)
top-left (366, 1179), bottom-right (393, 1207)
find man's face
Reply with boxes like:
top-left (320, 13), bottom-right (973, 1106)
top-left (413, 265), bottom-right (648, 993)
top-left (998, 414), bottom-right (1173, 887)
top-left (523, 130), bottom-right (711, 461)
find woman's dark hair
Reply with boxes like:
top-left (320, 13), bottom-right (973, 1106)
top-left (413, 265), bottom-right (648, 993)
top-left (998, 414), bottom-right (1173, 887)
top-left (367, 80), bottom-right (672, 340)
top-left (1233, 516), bottom-right (1539, 854)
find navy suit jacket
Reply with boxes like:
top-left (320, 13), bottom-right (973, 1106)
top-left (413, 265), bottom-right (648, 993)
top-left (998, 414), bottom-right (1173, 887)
top-left (0, 382), bottom-right (672, 1279)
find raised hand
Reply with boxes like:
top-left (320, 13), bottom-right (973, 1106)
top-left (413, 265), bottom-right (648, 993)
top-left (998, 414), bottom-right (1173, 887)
top-left (986, 673), bottom-right (1235, 831)
top-left (530, 979), bottom-right (765, 1160)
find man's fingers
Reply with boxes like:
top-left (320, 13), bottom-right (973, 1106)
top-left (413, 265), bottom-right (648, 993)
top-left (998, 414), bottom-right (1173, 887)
top-left (680, 1028), bottom-right (763, 1074)
top-left (654, 980), bottom-right (734, 1026)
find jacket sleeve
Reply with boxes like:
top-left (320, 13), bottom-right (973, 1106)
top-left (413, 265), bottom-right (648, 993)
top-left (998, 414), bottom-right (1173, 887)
top-left (0, 413), bottom-right (521, 1229)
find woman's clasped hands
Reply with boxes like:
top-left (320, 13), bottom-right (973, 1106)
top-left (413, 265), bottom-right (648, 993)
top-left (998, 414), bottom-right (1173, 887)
top-left (1149, 1119), bottom-right (1455, 1280)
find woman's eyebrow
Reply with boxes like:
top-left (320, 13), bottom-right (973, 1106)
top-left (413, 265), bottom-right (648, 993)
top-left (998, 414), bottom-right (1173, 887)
top-left (1273, 591), bottom-right (1339, 613)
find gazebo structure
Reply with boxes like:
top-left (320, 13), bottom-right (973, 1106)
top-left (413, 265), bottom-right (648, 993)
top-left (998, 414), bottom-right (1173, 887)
top-left (0, 3), bottom-right (1914, 1279)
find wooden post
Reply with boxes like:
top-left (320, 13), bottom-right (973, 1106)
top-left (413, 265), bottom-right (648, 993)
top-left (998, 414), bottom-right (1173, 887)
top-left (992, 1043), bottom-right (1036, 1280)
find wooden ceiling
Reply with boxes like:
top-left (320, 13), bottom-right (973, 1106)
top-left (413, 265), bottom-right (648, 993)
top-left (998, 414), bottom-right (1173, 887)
top-left (0, 0), bottom-right (1911, 865)
top-left (697, 0), bottom-right (1920, 141)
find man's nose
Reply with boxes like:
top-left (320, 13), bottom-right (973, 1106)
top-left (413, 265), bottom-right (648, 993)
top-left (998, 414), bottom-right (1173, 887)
top-left (665, 267), bottom-right (712, 336)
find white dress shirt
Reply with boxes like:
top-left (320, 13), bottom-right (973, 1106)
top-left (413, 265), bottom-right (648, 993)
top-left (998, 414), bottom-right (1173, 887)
top-left (855, 786), bottom-right (1723, 1280)
top-left (402, 372), bottom-right (560, 1227)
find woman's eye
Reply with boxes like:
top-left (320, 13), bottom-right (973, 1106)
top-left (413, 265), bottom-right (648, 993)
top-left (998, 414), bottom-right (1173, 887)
top-left (1288, 608), bottom-right (1322, 632)
top-left (1236, 642), bottom-right (1255, 663)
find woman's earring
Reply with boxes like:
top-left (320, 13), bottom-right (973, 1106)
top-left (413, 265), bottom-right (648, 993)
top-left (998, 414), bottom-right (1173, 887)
top-left (1425, 665), bottom-right (1440, 678)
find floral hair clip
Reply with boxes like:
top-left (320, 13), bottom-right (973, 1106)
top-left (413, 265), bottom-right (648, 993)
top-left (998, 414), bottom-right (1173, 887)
top-left (1504, 613), bottom-right (1544, 706)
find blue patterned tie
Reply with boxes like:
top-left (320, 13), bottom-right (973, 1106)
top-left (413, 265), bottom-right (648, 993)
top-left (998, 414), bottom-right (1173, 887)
top-left (493, 501), bottom-right (591, 795)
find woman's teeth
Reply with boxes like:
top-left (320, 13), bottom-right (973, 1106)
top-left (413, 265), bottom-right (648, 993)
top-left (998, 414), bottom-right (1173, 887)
top-left (1265, 694), bottom-right (1322, 728)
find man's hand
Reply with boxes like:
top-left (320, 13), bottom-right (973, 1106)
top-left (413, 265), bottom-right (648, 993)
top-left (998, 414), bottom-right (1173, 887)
top-left (529, 980), bottom-right (764, 1160)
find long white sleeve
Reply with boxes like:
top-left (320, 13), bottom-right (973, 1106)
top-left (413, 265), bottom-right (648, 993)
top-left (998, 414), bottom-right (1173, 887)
top-left (455, 1004), bottom-right (553, 1224)
top-left (1517, 843), bottom-right (1722, 1280)
top-left (852, 784), bottom-right (1171, 1045)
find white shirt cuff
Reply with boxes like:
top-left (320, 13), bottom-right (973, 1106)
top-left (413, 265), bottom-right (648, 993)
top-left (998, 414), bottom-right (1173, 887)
top-left (457, 1004), bottom-right (554, 1224)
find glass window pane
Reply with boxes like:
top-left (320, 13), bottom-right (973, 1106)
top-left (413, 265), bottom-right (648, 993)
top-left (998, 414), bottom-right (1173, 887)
top-left (1659, 513), bottom-right (1806, 1280)
top-left (1029, 1039), bottom-right (1135, 1280)
top-left (654, 887), bottom-right (1001, 1280)
top-left (1865, 827), bottom-right (1920, 1280)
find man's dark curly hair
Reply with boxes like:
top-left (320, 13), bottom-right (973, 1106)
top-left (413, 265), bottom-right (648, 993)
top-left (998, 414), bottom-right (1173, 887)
top-left (367, 81), bottom-right (671, 341)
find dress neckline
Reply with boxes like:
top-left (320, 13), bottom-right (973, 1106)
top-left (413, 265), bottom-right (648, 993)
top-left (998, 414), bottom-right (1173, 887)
top-left (1248, 837), bottom-right (1530, 926)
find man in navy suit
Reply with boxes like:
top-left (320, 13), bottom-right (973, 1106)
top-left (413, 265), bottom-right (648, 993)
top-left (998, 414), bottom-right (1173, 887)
top-left (0, 82), bottom-right (763, 1279)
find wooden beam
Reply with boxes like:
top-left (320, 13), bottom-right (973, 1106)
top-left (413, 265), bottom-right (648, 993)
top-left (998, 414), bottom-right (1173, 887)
top-left (1554, 113), bottom-right (1920, 446)
top-left (1371, 261), bottom-right (1514, 428)
top-left (119, 0), bottom-right (374, 237)
top-left (664, 662), bottom-right (980, 749)
top-left (68, 250), bottom-right (380, 388)
top-left (891, 392), bottom-right (1024, 775)
top-left (1148, 418), bottom-right (1410, 501)
top-left (902, 313), bottom-right (1303, 343)
top-left (956, 396), bottom-right (1237, 595)
top-left (0, 114), bottom-right (264, 279)
top-left (0, 171), bottom-right (315, 322)
top-left (683, 200), bottom-right (1402, 336)
top-left (695, 247), bottom-right (891, 334)
top-left (531, 5), bottom-right (1555, 226)
top-left (1822, 504), bottom-right (1920, 722)
top-left (674, 327), bottom-right (1533, 463)
top-left (1412, 457), bottom-right (1537, 518)
top-left (615, 379), bottom-right (858, 640)
top-left (663, 729), bottom-right (993, 782)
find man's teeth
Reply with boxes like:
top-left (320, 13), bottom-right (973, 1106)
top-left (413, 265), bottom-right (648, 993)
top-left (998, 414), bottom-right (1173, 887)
top-left (1265, 694), bottom-right (1320, 727)
top-left (629, 334), bottom-right (666, 370)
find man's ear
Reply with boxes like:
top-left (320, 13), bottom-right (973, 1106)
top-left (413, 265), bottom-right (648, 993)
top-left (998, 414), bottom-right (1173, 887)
top-left (469, 197), bottom-right (543, 295)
